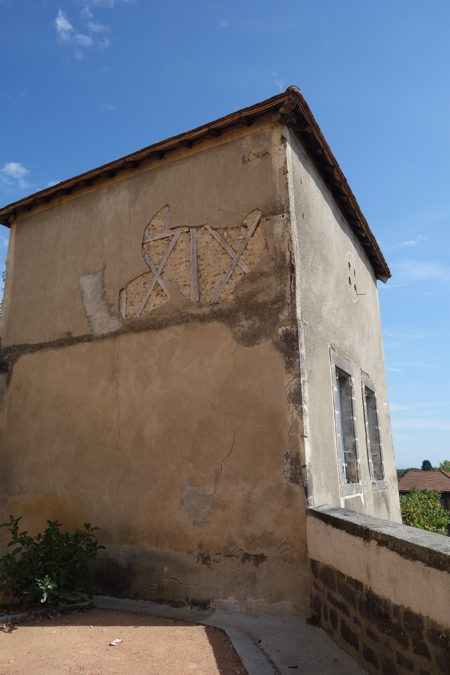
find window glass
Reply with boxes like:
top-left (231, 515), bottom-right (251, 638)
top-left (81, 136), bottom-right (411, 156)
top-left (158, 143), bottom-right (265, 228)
top-left (336, 368), bottom-right (359, 483)
top-left (364, 386), bottom-right (384, 481)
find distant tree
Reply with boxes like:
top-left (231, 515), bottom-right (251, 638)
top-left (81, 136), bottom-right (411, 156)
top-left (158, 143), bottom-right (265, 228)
top-left (439, 460), bottom-right (450, 473)
top-left (400, 488), bottom-right (449, 535)
top-left (421, 459), bottom-right (433, 471)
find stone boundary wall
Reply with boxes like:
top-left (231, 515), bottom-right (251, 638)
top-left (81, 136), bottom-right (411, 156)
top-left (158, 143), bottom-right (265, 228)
top-left (307, 506), bottom-right (450, 674)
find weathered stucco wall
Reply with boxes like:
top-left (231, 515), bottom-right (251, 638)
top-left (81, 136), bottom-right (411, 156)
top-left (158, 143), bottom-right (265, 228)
top-left (308, 506), bottom-right (450, 674)
top-left (0, 119), bottom-right (310, 613)
top-left (286, 130), bottom-right (401, 520)
top-left (0, 325), bottom-right (307, 611)
top-left (1, 119), bottom-right (286, 347)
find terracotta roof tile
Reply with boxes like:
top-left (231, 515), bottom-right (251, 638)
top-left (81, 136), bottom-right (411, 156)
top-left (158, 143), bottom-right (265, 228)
top-left (398, 470), bottom-right (450, 492)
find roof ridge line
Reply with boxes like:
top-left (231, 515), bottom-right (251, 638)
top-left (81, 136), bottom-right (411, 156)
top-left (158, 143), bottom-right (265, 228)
top-left (0, 86), bottom-right (391, 281)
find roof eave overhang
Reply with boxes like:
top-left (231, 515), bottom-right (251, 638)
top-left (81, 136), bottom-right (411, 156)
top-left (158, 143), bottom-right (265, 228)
top-left (0, 86), bottom-right (391, 281)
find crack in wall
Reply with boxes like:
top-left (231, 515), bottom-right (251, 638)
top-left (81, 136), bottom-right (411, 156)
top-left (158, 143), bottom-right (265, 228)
top-left (213, 430), bottom-right (237, 490)
top-left (181, 429), bottom-right (237, 525)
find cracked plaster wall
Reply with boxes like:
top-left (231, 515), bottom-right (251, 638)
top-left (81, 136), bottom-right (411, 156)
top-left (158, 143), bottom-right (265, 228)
top-left (0, 324), bottom-right (308, 612)
top-left (0, 119), bottom-right (310, 613)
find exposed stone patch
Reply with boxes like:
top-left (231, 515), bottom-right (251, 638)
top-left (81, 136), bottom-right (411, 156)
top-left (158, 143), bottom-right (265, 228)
top-left (1, 211), bottom-right (293, 364)
top-left (120, 206), bottom-right (267, 318)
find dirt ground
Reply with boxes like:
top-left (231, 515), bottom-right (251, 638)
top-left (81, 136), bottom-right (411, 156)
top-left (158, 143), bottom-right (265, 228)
top-left (0, 608), bottom-right (247, 674)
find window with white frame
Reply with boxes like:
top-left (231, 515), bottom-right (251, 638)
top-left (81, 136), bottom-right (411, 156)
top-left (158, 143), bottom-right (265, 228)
top-left (362, 379), bottom-right (384, 482)
top-left (331, 354), bottom-right (359, 485)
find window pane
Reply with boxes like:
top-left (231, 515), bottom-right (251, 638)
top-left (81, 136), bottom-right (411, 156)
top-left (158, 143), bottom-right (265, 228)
top-left (365, 387), bottom-right (384, 481)
top-left (336, 368), bottom-right (359, 483)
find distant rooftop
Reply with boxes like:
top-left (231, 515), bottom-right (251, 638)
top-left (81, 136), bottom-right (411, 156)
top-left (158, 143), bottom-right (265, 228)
top-left (398, 470), bottom-right (450, 492)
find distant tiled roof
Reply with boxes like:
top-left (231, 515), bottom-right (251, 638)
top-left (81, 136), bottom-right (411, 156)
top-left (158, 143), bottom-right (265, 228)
top-left (398, 470), bottom-right (450, 492)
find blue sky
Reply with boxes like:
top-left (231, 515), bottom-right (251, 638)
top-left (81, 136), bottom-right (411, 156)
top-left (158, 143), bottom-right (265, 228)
top-left (1, 0), bottom-right (449, 468)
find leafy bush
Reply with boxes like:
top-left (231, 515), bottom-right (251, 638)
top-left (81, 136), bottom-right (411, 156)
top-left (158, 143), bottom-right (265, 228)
top-left (400, 488), bottom-right (449, 536)
top-left (0, 516), bottom-right (104, 608)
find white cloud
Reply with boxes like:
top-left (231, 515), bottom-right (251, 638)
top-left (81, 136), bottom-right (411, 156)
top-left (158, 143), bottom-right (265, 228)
top-left (383, 330), bottom-right (436, 340)
top-left (74, 33), bottom-right (94, 47)
top-left (402, 361), bottom-right (436, 368)
top-left (45, 180), bottom-right (60, 188)
top-left (389, 404), bottom-right (409, 412)
top-left (81, 5), bottom-right (94, 19)
top-left (2, 162), bottom-right (29, 180)
top-left (395, 260), bottom-right (450, 284)
top-left (390, 235), bottom-right (425, 251)
top-left (399, 235), bottom-right (425, 247)
top-left (1, 162), bottom-right (31, 191)
top-left (78, 0), bottom-right (134, 7)
top-left (392, 418), bottom-right (450, 432)
top-left (55, 10), bottom-right (73, 41)
top-left (271, 72), bottom-right (285, 93)
top-left (87, 21), bottom-right (109, 33)
top-left (54, 0), bottom-right (136, 61)
top-left (100, 102), bottom-right (116, 111)
top-left (54, 5), bottom-right (114, 58)
top-left (218, 19), bottom-right (229, 28)
top-left (387, 361), bottom-right (435, 373)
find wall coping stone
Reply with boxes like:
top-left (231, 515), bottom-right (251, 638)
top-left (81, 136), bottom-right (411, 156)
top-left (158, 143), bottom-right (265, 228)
top-left (309, 505), bottom-right (450, 573)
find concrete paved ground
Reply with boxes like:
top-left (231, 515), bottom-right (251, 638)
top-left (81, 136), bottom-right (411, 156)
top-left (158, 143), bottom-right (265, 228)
top-left (94, 596), bottom-right (366, 675)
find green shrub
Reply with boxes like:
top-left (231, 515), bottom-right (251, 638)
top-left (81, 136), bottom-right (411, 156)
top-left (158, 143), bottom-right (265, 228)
top-left (400, 488), bottom-right (449, 536)
top-left (0, 516), bottom-right (104, 608)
